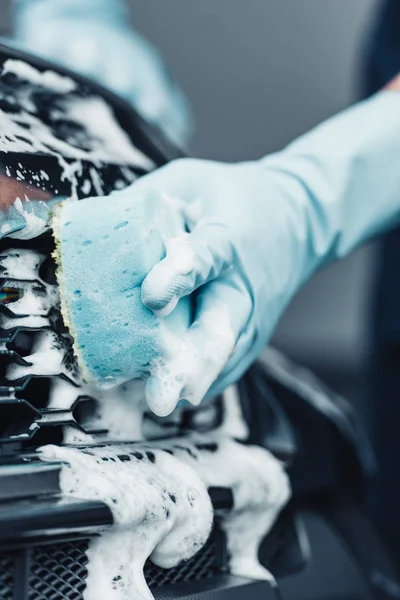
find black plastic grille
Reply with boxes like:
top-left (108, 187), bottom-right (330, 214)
top-left (29, 541), bottom-right (88, 600)
top-left (0, 555), bottom-right (13, 600)
top-left (0, 240), bottom-right (222, 453)
top-left (0, 533), bottom-right (223, 600)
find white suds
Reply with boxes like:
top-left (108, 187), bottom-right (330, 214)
top-left (89, 166), bottom-right (104, 196)
top-left (0, 59), bottom-right (152, 170)
top-left (72, 380), bottom-right (147, 443)
top-left (7, 329), bottom-right (77, 382)
top-left (173, 436), bottom-right (290, 582)
top-left (39, 443), bottom-right (213, 600)
top-left (48, 377), bottom-right (81, 411)
top-left (146, 303), bottom-right (235, 417)
top-left (39, 424), bottom-right (290, 598)
top-left (1, 281), bottom-right (57, 318)
top-left (0, 247), bottom-right (59, 319)
top-left (216, 385), bottom-right (249, 440)
top-left (66, 97), bottom-right (153, 170)
top-left (8, 197), bottom-right (49, 240)
top-left (0, 247), bottom-right (45, 281)
top-left (81, 179), bottom-right (92, 195)
top-left (3, 60), bottom-right (77, 93)
top-left (0, 57), bottom-right (153, 241)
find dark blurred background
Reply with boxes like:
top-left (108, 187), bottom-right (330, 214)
top-left (129, 0), bottom-right (380, 419)
top-left (0, 0), bottom-right (382, 416)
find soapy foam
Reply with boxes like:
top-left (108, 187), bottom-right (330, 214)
top-left (0, 247), bottom-right (153, 441)
top-left (66, 97), bottom-right (153, 169)
top-left (39, 443), bottom-right (214, 600)
top-left (48, 376), bottom-right (81, 410)
top-left (0, 247), bottom-right (46, 281)
top-left (216, 385), bottom-right (249, 440)
top-left (0, 247), bottom-right (59, 320)
top-left (0, 57), bottom-right (153, 240)
top-left (8, 197), bottom-right (50, 240)
top-left (7, 328), bottom-right (79, 382)
top-left (72, 385), bottom-right (287, 590)
top-left (146, 302), bottom-right (235, 417)
top-left (1, 314), bottom-right (51, 330)
top-left (1, 59), bottom-right (153, 169)
top-left (159, 435), bottom-right (290, 582)
top-left (1, 280), bottom-right (57, 317)
top-left (0, 247), bottom-right (80, 383)
top-left (0, 246), bottom-right (61, 361)
top-left (72, 379), bottom-right (146, 443)
top-left (38, 422), bottom-right (290, 598)
top-left (2, 60), bottom-right (77, 94)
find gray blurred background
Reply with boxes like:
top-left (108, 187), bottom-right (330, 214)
top-left (130, 0), bottom-right (381, 409)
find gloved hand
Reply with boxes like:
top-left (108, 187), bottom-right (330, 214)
top-left (13, 0), bottom-right (191, 146)
top-left (128, 90), bottom-right (400, 410)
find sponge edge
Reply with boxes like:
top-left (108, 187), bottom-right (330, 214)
top-left (52, 188), bottom-right (191, 388)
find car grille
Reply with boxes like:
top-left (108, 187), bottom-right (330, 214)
top-left (29, 541), bottom-right (89, 600)
top-left (0, 555), bottom-right (13, 600)
top-left (0, 532), bottom-right (223, 600)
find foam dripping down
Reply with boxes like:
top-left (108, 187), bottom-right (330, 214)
top-left (39, 428), bottom-right (290, 598)
top-left (171, 435), bottom-right (291, 583)
top-left (39, 443), bottom-right (214, 600)
top-left (146, 302), bottom-right (235, 417)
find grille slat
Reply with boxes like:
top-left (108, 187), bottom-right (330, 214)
top-left (0, 555), bottom-right (14, 600)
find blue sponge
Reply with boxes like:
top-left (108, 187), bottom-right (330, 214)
top-left (52, 188), bottom-right (191, 387)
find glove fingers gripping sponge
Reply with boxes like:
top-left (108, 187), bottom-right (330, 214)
top-left (52, 188), bottom-right (191, 388)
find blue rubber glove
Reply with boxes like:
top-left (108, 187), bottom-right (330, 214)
top-left (13, 0), bottom-right (192, 145)
top-left (127, 90), bottom-right (400, 408)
